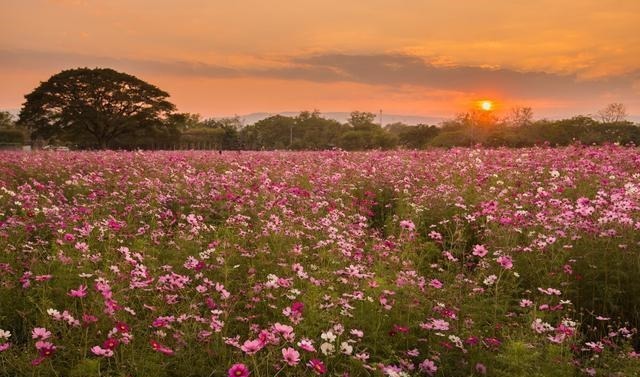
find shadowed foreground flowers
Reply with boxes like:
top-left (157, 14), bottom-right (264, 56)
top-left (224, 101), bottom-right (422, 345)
top-left (0, 147), bottom-right (640, 376)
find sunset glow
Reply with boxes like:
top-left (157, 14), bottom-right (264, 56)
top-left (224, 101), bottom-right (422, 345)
top-left (480, 101), bottom-right (494, 111)
top-left (1, 1), bottom-right (639, 120)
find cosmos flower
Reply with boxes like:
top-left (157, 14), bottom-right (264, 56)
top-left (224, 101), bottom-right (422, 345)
top-left (31, 328), bottom-right (51, 340)
top-left (68, 284), bottom-right (88, 298)
top-left (281, 347), bottom-right (300, 366)
top-left (91, 346), bottom-right (114, 357)
top-left (240, 339), bottom-right (264, 355)
top-left (227, 363), bottom-right (250, 377)
top-left (419, 359), bottom-right (438, 375)
top-left (472, 245), bottom-right (488, 257)
top-left (496, 255), bottom-right (513, 269)
top-left (308, 359), bottom-right (327, 375)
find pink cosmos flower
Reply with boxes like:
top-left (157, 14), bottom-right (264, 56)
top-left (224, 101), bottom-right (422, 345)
top-left (91, 345), bottom-right (114, 357)
top-left (496, 255), bottom-right (513, 269)
top-left (102, 337), bottom-right (119, 350)
top-left (82, 314), bottom-right (98, 326)
top-left (240, 339), bottom-right (264, 355)
top-left (228, 363), bottom-right (250, 377)
top-left (472, 244), bottom-right (488, 257)
top-left (484, 337), bottom-right (502, 349)
top-left (35, 340), bottom-right (56, 359)
top-left (399, 220), bottom-right (415, 232)
top-left (429, 279), bottom-right (443, 289)
top-left (519, 299), bottom-right (533, 307)
top-left (291, 301), bottom-right (304, 314)
top-left (350, 329), bottom-right (363, 338)
top-left (68, 284), bottom-right (88, 298)
top-left (31, 327), bottom-right (51, 340)
top-left (389, 324), bottom-right (409, 336)
top-left (297, 338), bottom-right (316, 352)
top-left (420, 318), bottom-right (449, 331)
top-left (115, 321), bottom-right (130, 333)
top-left (419, 359), bottom-right (438, 376)
top-left (149, 339), bottom-right (174, 356)
top-left (282, 347), bottom-right (300, 366)
top-left (308, 359), bottom-right (327, 375)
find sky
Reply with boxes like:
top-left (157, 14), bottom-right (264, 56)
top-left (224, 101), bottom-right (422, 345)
top-left (1, 0), bottom-right (639, 121)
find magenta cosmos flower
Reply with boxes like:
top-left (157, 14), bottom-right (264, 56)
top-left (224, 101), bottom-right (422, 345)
top-left (228, 363), bottom-right (250, 377)
top-left (308, 359), bottom-right (327, 374)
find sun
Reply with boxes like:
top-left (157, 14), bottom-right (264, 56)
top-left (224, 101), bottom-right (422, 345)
top-left (480, 100), bottom-right (493, 111)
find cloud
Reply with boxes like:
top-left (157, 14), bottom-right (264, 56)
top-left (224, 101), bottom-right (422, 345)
top-left (0, 49), bottom-right (238, 78)
top-left (2, 49), bottom-right (638, 103)
top-left (289, 54), bottom-right (640, 100)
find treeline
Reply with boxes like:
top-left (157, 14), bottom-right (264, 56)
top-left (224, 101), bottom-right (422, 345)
top-left (1, 109), bottom-right (639, 150)
top-left (145, 109), bottom-right (640, 150)
top-left (5, 68), bottom-right (638, 150)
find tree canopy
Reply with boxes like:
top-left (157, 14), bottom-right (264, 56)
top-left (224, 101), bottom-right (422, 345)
top-left (18, 67), bottom-right (176, 149)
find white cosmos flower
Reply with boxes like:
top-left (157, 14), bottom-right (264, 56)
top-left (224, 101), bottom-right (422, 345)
top-left (320, 330), bottom-right (336, 342)
top-left (320, 342), bottom-right (335, 355)
top-left (340, 341), bottom-right (353, 355)
top-left (0, 329), bottom-right (11, 340)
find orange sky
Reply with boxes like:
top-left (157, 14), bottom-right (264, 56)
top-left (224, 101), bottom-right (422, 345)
top-left (1, 0), bottom-right (639, 120)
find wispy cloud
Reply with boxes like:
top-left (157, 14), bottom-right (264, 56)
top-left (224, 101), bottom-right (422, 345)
top-left (2, 49), bottom-right (638, 102)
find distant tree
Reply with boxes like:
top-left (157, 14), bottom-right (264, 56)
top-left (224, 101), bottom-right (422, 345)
top-left (507, 106), bottom-right (534, 127)
top-left (241, 115), bottom-right (295, 150)
top-left (385, 122), bottom-right (440, 148)
top-left (340, 111), bottom-right (396, 150)
top-left (18, 67), bottom-right (176, 149)
top-left (384, 122), bottom-right (411, 135)
top-left (0, 111), bottom-right (24, 145)
top-left (202, 116), bottom-right (243, 130)
top-left (294, 111), bottom-right (344, 149)
top-left (453, 110), bottom-right (499, 129)
top-left (597, 103), bottom-right (627, 123)
top-left (348, 111), bottom-right (378, 131)
top-left (168, 113), bottom-right (201, 130)
top-left (0, 111), bottom-right (15, 128)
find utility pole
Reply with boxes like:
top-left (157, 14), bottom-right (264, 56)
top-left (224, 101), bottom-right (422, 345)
top-left (379, 109), bottom-right (383, 127)
top-left (289, 123), bottom-right (293, 149)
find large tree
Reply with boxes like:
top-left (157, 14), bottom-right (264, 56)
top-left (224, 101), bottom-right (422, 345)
top-left (18, 67), bottom-right (176, 148)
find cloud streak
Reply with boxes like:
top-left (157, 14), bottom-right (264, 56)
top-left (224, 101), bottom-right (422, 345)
top-left (2, 49), bottom-right (638, 103)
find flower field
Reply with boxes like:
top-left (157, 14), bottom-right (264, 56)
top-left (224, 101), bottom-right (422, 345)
top-left (1, 147), bottom-right (640, 376)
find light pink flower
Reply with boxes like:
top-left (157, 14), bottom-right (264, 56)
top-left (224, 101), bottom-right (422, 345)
top-left (68, 284), bottom-right (88, 298)
top-left (472, 245), bottom-right (488, 257)
top-left (91, 345), bottom-right (114, 357)
top-left (31, 327), bottom-right (51, 340)
top-left (297, 338), bottom-right (316, 352)
top-left (419, 359), bottom-right (438, 375)
top-left (240, 339), bottom-right (264, 355)
top-left (281, 347), bottom-right (300, 366)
